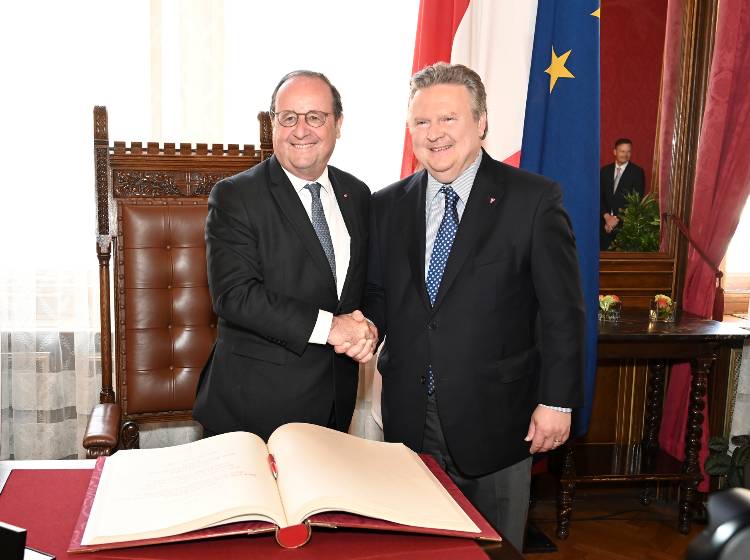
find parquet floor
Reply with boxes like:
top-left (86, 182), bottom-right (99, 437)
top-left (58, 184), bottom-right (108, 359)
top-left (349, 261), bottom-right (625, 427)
top-left (525, 483), bottom-right (703, 559)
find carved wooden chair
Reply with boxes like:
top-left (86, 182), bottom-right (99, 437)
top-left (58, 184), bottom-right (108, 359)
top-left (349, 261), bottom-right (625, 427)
top-left (83, 106), bottom-right (273, 458)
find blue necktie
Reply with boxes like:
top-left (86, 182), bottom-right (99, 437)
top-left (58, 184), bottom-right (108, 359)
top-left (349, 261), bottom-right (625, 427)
top-left (425, 185), bottom-right (460, 395)
top-left (305, 183), bottom-right (336, 283)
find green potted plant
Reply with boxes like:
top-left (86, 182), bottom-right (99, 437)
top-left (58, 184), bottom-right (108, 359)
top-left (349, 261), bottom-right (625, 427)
top-left (705, 435), bottom-right (750, 488)
top-left (608, 191), bottom-right (660, 252)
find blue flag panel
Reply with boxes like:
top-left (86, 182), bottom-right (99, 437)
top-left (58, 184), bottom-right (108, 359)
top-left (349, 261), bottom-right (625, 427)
top-left (521, 0), bottom-right (600, 436)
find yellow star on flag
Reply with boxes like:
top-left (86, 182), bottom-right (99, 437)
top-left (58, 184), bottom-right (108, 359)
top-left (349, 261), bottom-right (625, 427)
top-left (545, 47), bottom-right (575, 93)
top-left (591, 7), bottom-right (600, 18)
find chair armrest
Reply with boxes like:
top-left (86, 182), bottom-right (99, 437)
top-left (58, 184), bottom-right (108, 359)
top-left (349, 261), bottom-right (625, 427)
top-left (82, 403), bottom-right (122, 458)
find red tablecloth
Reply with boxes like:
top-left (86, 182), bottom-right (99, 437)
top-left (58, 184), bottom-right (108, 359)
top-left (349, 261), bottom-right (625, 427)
top-left (0, 469), bottom-right (519, 559)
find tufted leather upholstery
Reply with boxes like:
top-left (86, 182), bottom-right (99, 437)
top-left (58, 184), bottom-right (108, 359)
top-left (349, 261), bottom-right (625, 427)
top-left (82, 106), bottom-right (273, 458)
top-left (119, 199), bottom-right (216, 415)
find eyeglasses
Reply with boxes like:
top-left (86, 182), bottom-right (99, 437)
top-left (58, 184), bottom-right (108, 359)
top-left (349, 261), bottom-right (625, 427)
top-left (271, 110), bottom-right (332, 128)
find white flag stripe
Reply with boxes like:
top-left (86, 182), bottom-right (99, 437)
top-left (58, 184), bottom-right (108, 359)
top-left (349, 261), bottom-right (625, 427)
top-left (451, 0), bottom-right (538, 163)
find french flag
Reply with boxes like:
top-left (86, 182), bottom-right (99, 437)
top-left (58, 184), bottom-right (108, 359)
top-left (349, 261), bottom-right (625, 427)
top-left (403, 0), bottom-right (600, 438)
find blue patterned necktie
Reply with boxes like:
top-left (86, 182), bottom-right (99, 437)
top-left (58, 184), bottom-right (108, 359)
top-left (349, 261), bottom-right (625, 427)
top-left (425, 185), bottom-right (460, 394)
top-left (305, 183), bottom-right (336, 283)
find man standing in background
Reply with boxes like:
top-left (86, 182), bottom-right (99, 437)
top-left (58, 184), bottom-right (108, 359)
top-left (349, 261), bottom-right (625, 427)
top-left (600, 138), bottom-right (646, 250)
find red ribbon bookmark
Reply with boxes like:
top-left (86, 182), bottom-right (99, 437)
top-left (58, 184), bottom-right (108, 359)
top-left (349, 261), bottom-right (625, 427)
top-left (268, 454), bottom-right (278, 479)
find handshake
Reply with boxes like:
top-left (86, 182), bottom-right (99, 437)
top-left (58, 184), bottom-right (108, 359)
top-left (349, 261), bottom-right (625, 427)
top-left (327, 310), bottom-right (378, 364)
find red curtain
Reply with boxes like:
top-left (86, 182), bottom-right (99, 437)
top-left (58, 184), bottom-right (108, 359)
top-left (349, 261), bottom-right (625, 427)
top-left (659, 0), bottom-right (750, 490)
top-left (600, 0), bottom-right (667, 177)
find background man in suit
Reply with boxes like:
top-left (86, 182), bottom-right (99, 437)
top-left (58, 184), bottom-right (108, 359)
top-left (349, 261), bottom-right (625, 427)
top-left (194, 70), bottom-right (377, 441)
top-left (364, 63), bottom-right (584, 549)
top-left (600, 138), bottom-right (646, 250)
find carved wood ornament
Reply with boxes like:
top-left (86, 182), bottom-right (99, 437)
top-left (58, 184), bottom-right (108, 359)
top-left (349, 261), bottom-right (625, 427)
top-left (86, 107), bottom-right (273, 458)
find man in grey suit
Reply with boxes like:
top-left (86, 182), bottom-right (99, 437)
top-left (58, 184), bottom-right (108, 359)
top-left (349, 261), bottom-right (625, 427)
top-left (365, 63), bottom-right (584, 549)
top-left (194, 70), bottom-right (377, 441)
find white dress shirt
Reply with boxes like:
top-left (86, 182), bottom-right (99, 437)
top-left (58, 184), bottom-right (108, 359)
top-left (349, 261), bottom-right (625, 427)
top-left (424, 152), bottom-right (482, 278)
top-left (282, 167), bottom-right (350, 345)
top-left (613, 161), bottom-right (629, 192)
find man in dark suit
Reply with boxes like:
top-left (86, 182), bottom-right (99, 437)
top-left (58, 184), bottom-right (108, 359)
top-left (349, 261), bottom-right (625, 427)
top-left (364, 63), bottom-right (584, 549)
top-left (600, 138), bottom-right (646, 250)
top-left (194, 70), bottom-right (376, 441)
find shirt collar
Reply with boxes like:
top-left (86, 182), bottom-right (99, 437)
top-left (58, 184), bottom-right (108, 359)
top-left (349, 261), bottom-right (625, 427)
top-left (281, 166), bottom-right (333, 194)
top-left (426, 151), bottom-right (482, 204)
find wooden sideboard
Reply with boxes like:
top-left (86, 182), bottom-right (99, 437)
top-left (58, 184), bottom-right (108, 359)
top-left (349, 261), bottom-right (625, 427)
top-left (556, 311), bottom-right (750, 539)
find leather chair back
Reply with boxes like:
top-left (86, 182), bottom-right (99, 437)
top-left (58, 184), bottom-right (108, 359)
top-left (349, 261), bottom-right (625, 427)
top-left (83, 106), bottom-right (272, 456)
top-left (119, 199), bottom-right (214, 415)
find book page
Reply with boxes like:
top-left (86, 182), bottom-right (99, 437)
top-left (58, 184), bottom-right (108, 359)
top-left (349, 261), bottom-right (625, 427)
top-left (82, 431), bottom-right (287, 545)
top-left (268, 423), bottom-right (479, 533)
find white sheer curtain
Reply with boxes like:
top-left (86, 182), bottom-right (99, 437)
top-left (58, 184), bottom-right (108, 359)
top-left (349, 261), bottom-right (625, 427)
top-left (0, 3), bottom-right (151, 459)
top-left (0, 0), bottom-right (417, 458)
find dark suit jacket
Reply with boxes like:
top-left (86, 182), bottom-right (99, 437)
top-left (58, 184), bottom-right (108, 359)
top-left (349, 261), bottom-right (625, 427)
top-left (364, 151), bottom-right (584, 477)
top-left (600, 161), bottom-right (646, 250)
top-left (193, 155), bottom-right (369, 440)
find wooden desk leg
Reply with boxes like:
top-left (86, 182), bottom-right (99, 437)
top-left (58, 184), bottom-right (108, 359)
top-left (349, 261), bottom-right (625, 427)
top-left (679, 355), bottom-right (711, 534)
top-left (556, 444), bottom-right (575, 540)
top-left (643, 359), bottom-right (667, 453)
top-left (641, 359), bottom-right (667, 505)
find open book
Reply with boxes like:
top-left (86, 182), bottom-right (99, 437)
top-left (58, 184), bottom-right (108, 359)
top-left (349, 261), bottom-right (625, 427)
top-left (69, 423), bottom-right (500, 551)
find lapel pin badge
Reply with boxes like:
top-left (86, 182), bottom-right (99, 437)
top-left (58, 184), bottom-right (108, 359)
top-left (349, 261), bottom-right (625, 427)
top-left (488, 196), bottom-right (496, 205)
top-left (343, 193), bottom-right (349, 198)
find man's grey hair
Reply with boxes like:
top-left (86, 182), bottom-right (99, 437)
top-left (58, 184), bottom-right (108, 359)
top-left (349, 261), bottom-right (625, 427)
top-left (409, 62), bottom-right (488, 139)
top-left (270, 70), bottom-right (343, 119)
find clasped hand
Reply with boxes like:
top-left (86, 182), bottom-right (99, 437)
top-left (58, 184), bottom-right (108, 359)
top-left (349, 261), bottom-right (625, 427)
top-left (327, 310), bottom-right (378, 363)
top-left (603, 213), bottom-right (620, 233)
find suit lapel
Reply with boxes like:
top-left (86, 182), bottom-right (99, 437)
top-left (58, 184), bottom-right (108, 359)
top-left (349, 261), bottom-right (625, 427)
top-left (329, 167), bottom-right (360, 303)
top-left (605, 163), bottom-right (615, 190)
top-left (431, 152), bottom-right (505, 313)
top-left (266, 156), bottom-right (337, 296)
top-left (396, 171), bottom-right (430, 311)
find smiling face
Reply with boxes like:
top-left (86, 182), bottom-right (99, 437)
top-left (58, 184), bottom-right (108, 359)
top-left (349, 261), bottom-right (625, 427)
top-left (613, 142), bottom-right (632, 165)
top-left (407, 83), bottom-right (486, 184)
top-left (272, 76), bottom-right (342, 181)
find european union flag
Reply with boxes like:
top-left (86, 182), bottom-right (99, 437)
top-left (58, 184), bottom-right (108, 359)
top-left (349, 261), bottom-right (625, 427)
top-left (521, 1), bottom-right (600, 436)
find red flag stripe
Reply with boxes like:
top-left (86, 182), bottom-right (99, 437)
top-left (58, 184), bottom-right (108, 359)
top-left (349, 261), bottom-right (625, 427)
top-left (401, 0), bottom-right (471, 178)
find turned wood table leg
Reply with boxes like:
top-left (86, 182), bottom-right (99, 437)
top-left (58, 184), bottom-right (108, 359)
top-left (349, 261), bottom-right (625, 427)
top-left (641, 359), bottom-right (667, 504)
top-left (643, 359), bottom-right (667, 453)
top-left (556, 444), bottom-right (575, 540)
top-left (679, 355), bottom-right (712, 534)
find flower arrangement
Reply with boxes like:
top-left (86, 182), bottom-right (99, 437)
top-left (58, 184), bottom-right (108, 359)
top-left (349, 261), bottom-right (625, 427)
top-left (650, 293), bottom-right (677, 322)
top-left (598, 294), bottom-right (622, 322)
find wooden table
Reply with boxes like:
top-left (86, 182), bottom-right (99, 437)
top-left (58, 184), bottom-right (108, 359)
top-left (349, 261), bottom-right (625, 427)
top-left (556, 311), bottom-right (750, 538)
top-left (0, 460), bottom-right (522, 560)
